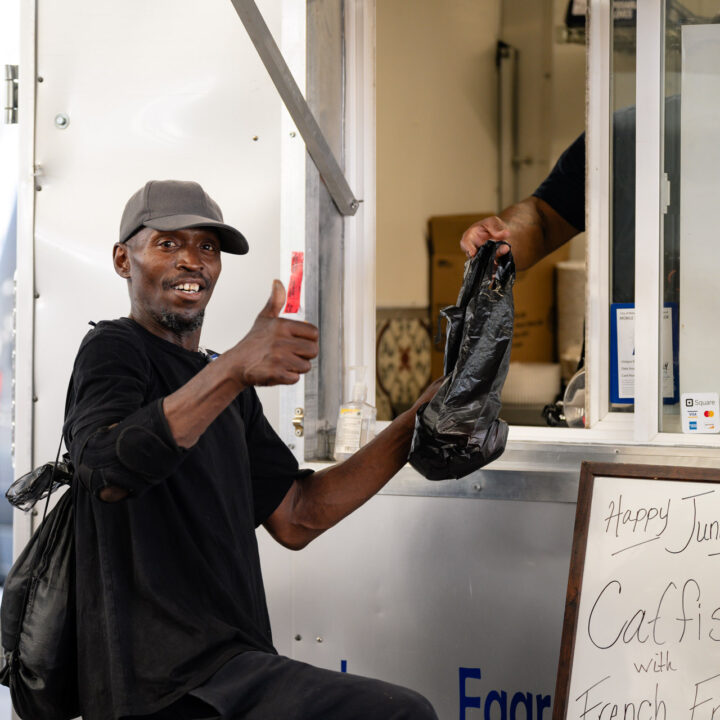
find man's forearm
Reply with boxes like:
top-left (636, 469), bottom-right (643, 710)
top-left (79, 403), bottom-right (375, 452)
top-left (162, 352), bottom-right (246, 448)
top-left (264, 409), bottom-right (417, 550)
top-left (499, 196), bottom-right (578, 270)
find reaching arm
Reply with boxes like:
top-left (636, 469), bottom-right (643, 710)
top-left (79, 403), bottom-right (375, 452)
top-left (264, 379), bottom-right (442, 550)
top-left (462, 133), bottom-right (585, 269)
top-left (459, 196), bottom-right (579, 271)
top-left (162, 280), bottom-right (318, 449)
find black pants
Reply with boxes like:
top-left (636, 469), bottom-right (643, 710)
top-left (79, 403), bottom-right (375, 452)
top-left (133, 651), bottom-right (438, 720)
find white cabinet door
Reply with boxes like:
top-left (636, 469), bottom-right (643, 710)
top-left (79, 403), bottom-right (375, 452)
top-left (26, 0), bottom-right (300, 475)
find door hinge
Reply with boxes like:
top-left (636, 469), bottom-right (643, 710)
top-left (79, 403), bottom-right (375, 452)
top-left (292, 407), bottom-right (304, 437)
top-left (4, 65), bottom-right (18, 124)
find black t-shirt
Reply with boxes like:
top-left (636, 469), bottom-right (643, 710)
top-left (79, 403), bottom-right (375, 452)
top-left (532, 131), bottom-right (587, 234)
top-left (533, 126), bottom-right (637, 301)
top-left (63, 317), bottom-right (307, 720)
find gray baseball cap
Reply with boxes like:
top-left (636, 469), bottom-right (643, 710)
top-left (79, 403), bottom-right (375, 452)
top-left (119, 180), bottom-right (249, 254)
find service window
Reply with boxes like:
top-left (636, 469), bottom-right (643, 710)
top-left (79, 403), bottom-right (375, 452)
top-left (369, 0), bottom-right (720, 454)
top-left (374, 0), bottom-right (587, 430)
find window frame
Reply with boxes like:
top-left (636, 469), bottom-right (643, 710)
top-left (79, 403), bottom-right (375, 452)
top-left (368, 0), bottom-right (720, 453)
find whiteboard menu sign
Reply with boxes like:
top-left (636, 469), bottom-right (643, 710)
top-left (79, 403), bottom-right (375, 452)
top-left (553, 463), bottom-right (720, 720)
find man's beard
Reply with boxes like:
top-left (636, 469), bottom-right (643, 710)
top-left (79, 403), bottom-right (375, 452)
top-left (154, 308), bottom-right (205, 335)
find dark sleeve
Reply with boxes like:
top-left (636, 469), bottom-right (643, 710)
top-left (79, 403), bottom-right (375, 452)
top-left (532, 132), bottom-right (586, 232)
top-left (63, 324), bottom-right (186, 499)
top-left (242, 388), bottom-right (313, 527)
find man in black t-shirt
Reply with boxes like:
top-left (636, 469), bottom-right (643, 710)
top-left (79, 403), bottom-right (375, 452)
top-left (64, 180), bottom-right (439, 720)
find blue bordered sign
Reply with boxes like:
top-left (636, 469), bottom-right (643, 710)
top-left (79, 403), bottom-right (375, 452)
top-left (609, 303), bottom-right (679, 405)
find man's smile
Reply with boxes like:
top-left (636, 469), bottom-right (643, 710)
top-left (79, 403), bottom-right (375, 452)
top-left (172, 282), bottom-right (202, 295)
top-left (164, 275), bottom-right (208, 299)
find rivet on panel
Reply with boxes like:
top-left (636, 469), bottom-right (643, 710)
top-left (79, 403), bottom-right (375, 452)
top-left (35, 186), bottom-right (42, 192)
top-left (37, 76), bottom-right (44, 83)
top-left (290, 131), bottom-right (296, 137)
top-left (54, 113), bottom-right (70, 129)
top-left (252, 135), bottom-right (259, 142)
top-left (316, 636), bottom-right (323, 643)
top-left (294, 634), bottom-right (302, 641)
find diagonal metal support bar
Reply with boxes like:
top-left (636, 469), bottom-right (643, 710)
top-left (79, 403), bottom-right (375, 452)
top-left (230, 0), bottom-right (360, 217)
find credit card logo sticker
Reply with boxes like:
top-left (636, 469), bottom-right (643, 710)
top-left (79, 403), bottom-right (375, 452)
top-left (682, 393), bottom-right (720, 434)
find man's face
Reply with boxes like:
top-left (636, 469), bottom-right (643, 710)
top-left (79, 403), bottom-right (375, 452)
top-left (113, 227), bottom-right (222, 341)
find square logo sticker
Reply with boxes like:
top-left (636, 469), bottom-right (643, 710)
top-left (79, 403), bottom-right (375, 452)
top-left (681, 393), bottom-right (720, 434)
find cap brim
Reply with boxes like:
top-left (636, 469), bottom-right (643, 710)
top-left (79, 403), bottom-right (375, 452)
top-left (145, 214), bottom-right (249, 255)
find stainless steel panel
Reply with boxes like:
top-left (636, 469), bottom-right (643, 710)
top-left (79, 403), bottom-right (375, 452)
top-left (380, 442), bottom-right (720, 503)
top-left (260, 491), bottom-right (576, 719)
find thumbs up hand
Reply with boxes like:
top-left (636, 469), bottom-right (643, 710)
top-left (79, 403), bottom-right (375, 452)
top-left (260, 279), bottom-right (287, 319)
top-left (231, 280), bottom-right (319, 387)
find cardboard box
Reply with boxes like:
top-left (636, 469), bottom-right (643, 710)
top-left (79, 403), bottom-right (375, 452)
top-left (428, 214), bottom-right (568, 379)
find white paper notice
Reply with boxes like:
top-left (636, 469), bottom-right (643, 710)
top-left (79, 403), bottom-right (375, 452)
top-left (615, 308), bottom-right (675, 401)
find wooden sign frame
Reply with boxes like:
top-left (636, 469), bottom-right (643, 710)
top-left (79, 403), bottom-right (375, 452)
top-left (552, 461), bottom-right (720, 720)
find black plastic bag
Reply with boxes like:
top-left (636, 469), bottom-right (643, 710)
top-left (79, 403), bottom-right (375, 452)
top-left (5, 457), bottom-right (73, 513)
top-left (408, 240), bottom-right (515, 479)
top-left (0, 461), bottom-right (79, 720)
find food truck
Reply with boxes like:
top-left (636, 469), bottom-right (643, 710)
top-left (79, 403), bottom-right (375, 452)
top-left (2, 0), bottom-right (720, 717)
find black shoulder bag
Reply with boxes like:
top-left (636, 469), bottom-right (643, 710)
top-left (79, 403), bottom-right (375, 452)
top-left (0, 438), bottom-right (80, 720)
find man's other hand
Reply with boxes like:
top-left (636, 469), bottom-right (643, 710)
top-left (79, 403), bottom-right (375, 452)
top-left (232, 280), bottom-right (319, 387)
top-left (459, 216), bottom-right (511, 259)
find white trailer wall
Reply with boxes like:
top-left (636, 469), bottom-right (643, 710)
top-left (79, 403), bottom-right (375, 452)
top-left (29, 0), bottom-right (288, 480)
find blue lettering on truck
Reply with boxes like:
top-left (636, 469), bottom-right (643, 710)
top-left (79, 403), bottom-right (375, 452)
top-left (459, 667), bottom-right (551, 719)
top-left (460, 667), bottom-right (483, 716)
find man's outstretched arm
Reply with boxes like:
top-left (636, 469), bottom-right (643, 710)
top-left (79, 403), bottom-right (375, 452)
top-left (263, 379), bottom-right (442, 550)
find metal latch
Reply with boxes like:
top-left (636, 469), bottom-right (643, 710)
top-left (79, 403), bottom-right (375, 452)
top-left (661, 172), bottom-right (671, 215)
top-left (292, 407), bottom-right (304, 437)
top-left (4, 65), bottom-right (18, 124)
